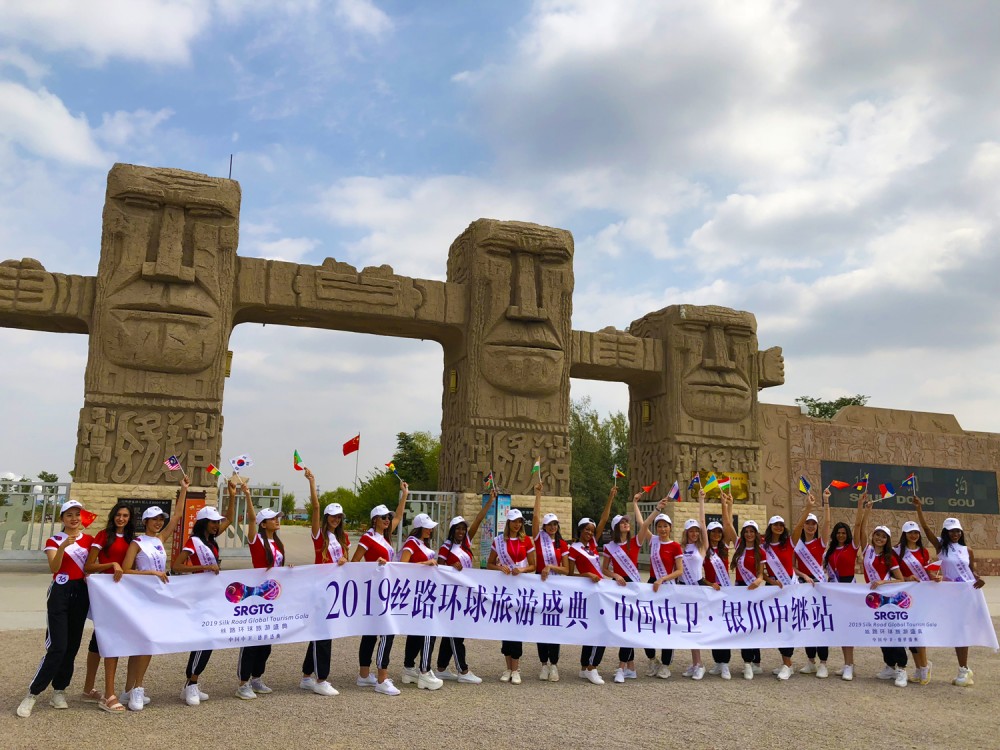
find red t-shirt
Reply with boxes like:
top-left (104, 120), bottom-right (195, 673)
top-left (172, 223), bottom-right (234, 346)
top-left (652, 539), bottom-right (683, 579)
top-left (92, 530), bottom-right (130, 567)
top-left (827, 543), bottom-right (858, 579)
top-left (863, 548), bottom-right (901, 583)
top-left (357, 529), bottom-right (394, 562)
top-left (438, 538), bottom-right (475, 568)
top-left (492, 535), bottom-right (533, 567)
top-left (800, 537), bottom-right (825, 565)
top-left (248, 533), bottom-right (284, 569)
top-left (312, 530), bottom-right (351, 564)
top-left (533, 534), bottom-right (568, 573)
top-left (736, 546), bottom-right (763, 580)
top-left (45, 533), bottom-right (93, 581)
top-left (602, 537), bottom-right (641, 578)
top-left (703, 545), bottom-right (730, 584)
top-left (568, 543), bottom-right (603, 579)
top-left (764, 539), bottom-right (795, 578)
top-left (896, 546), bottom-right (930, 578)
top-left (402, 536), bottom-right (435, 563)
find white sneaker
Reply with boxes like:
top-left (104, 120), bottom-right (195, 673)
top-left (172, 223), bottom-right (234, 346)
top-left (312, 680), bottom-right (338, 696)
top-left (875, 665), bottom-right (896, 680)
top-left (500, 669), bottom-right (512, 683)
top-left (771, 666), bottom-right (782, 676)
top-left (953, 667), bottom-right (974, 687)
top-left (835, 665), bottom-right (845, 676)
top-left (50, 690), bottom-right (68, 710)
top-left (776, 665), bottom-right (792, 681)
top-left (300, 676), bottom-right (317, 691)
top-left (708, 663), bottom-right (723, 676)
top-left (752, 664), bottom-right (763, 675)
top-left (720, 664), bottom-right (732, 680)
top-left (692, 664), bottom-right (706, 680)
top-left (196, 685), bottom-right (208, 700)
top-left (548, 665), bottom-right (560, 682)
top-left (647, 657), bottom-right (661, 677)
top-left (374, 678), bottom-right (400, 696)
top-left (682, 665), bottom-right (696, 677)
top-left (249, 678), bottom-right (272, 694)
top-left (121, 689), bottom-right (151, 706)
top-left (511, 670), bottom-right (522, 685)
top-left (16, 694), bottom-right (36, 718)
top-left (356, 674), bottom-right (377, 687)
top-left (921, 662), bottom-right (933, 685)
top-left (743, 663), bottom-right (754, 680)
top-left (438, 669), bottom-right (459, 681)
top-left (182, 683), bottom-right (200, 706)
top-left (910, 668), bottom-right (922, 684)
top-left (458, 670), bottom-right (482, 684)
top-left (799, 661), bottom-right (817, 674)
top-left (816, 663), bottom-right (829, 679)
top-left (656, 664), bottom-right (671, 679)
top-left (583, 669), bottom-right (605, 685)
top-left (894, 668), bottom-right (908, 688)
top-left (128, 687), bottom-right (145, 711)
top-left (401, 666), bottom-right (420, 685)
top-left (842, 665), bottom-right (854, 681)
top-left (624, 668), bottom-right (638, 679)
top-left (613, 668), bottom-right (625, 684)
top-left (236, 683), bottom-right (257, 700)
top-left (539, 664), bottom-right (550, 681)
top-left (417, 671), bottom-right (443, 690)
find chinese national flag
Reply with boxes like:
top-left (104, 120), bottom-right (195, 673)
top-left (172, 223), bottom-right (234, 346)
top-left (342, 434), bottom-right (361, 456)
top-left (80, 509), bottom-right (98, 528)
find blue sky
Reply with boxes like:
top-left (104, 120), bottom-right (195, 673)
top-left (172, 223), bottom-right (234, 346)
top-left (2, 0), bottom-right (999, 498)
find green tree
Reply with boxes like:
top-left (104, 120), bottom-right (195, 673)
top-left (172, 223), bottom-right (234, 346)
top-left (392, 432), bottom-right (430, 489)
top-left (795, 394), bottom-right (870, 419)
top-left (281, 492), bottom-right (296, 517)
top-left (568, 397), bottom-right (629, 526)
top-left (318, 487), bottom-right (365, 526)
top-left (357, 469), bottom-right (401, 514)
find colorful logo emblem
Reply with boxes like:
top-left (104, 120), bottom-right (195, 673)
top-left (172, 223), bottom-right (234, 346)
top-left (865, 591), bottom-right (912, 610)
top-left (225, 579), bottom-right (282, 604)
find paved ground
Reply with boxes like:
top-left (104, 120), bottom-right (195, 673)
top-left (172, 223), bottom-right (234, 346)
top-left (1, 526), bottom-right (997, 749)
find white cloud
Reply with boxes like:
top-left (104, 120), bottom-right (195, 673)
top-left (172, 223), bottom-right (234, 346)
top-left (0, 82), bottom-right (107, 166)
top-left (250, 237), bottom-right (320, 263)
top-left (96, 108), bottom-right (174, 148)
top-left (334, 0), bottom-right (392, 38)
top-left (0, 46), bottom-right (49, 82)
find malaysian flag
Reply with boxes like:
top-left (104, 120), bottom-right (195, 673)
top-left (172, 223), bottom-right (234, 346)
top-left (163, 456), bottom-right (182, 472)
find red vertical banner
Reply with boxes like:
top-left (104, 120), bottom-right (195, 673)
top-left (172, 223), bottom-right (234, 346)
top-left (172, 491), bottom-right (206, 563)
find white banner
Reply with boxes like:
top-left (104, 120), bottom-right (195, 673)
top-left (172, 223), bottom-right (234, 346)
top-left (87, 563), bottom-right (999, 658)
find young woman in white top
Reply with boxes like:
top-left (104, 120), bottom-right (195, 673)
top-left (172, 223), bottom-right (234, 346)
top-left (915, 497), bottom-right (985, 687)
top-left (119, 484), bottom-right (184, 711)
top-left (678, 489), bottom-right (710, 680)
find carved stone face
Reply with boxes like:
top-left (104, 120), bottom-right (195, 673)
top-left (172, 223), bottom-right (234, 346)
top-left (92, 165), bottom-right (240, 376)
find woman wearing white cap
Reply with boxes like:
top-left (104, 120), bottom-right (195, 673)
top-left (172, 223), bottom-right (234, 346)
top-left (119, 480), bottom-right (186, 710)
top-left (894, 516), bottom-right (937, 684)
top-left (235, 475), bottom-right (286, 700)
top-left (487, 504), bottom-right (536, 684)
top-left (790, 489), bottom-right (831, 678)
top-left (16, 499), bottom-right (95, 718)
top-left (914, 497), bottom-right (984, 687)
top-left (821, 491), bottom-right (867, 681)
top-left (704, 490), bottom-right (737, 679)
top-left (730, 519), bottom-right (765, 678)
top-left (762, 510), bottom-right (815, 680)
top-left (352, 481), bottom-right (409, 696)
top-left (532, 480), bottom-right (570, 682)
top-left (638, 498), bottom-right (684, 678)
top-left (400, 513), bottom-right (444, 690)
top-left (434, 490), bottom-right (495, 683)
top-left (568, 517), bottom-right (612, 684)
top-left (602, 492), bottom-right (652, 683)
top-left (300, 467), bottom-right (346, 697)
top-left (170, 475), bottom-right (237, 706)
top-left (858, 498), bottom-right (908, 687)
top-left (676, 489), bottom-right (710, 680)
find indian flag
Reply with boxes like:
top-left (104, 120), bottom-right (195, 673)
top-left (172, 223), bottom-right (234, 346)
top-left (531, 458), bottom-right (541, 474)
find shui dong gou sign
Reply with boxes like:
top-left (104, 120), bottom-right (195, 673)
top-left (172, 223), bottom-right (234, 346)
top-left (87, 564), bottom-right (999, 658)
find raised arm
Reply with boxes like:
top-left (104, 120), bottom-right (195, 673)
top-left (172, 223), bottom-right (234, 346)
top-left (913, 497), bottom-right (941, 553)
top-left (594, 485), bottom-right (617, 542)
top-left (219, 476), bottom-right (237, 535)
top-left (642, 497), bottom-right (668, 537)
top-left (633, 492), bottom-right (652, 546)
top-left (159, 474), bottom-right (190, 542)
top-left (854, 493), bottom-right (871, 545)
top-left (388, 481), bottom-right (408, 535)
top-left (533, 483), bottom-right (542, 539)
top-left (720, 491), bottom-right (737, 544)
top-left (307, 467), bottom-right (321, 539)
top-left (696, 489), bottom-right (709, 554)
top-left (792, 492), bottom-right (816, 542)
top-left (467, 487), bottom-right (498, 541)
top-left (243, 478), bottom-right (258, 541)
top-left (821, 488), bottom-right (831, 542)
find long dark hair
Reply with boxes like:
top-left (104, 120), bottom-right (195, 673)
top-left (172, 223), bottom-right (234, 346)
top-left (612, 517), bottom-right (632, 544)
top-left (939, 527), bottom-right (967, 556)
top-left (257, 523), bottom-right (285, 567)
top-left (707, 527), bottom-right (727, 561)
top-left (870, 529), bottom-right (894, 572)
top-left (731, 526), bottom-right (761, 571)
top-left (446, 522), bottom-right (468, 548)
top-left (764, 523), bottom-right (789, 547)
top-left (191, 518), bottom-right (220, 563)
top-left (823, 522), bottom-right (853, 568)
top-left (102, 503), bottom-right (134, 547)
top-left (896, 529), bottom-right (923, 555)
top-left (540, 520), bottom-right (565, 548)
top-left (322, 513), bottom-right (348, 561)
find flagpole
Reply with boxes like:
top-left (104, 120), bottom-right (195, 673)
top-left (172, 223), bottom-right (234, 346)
top-left (353, 432), bottom-right (360, 496)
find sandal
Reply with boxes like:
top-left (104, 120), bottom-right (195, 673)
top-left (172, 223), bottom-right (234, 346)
top-left (98, 694), bottom-right (125, 713)
top-left (81, 688), bottom-right (103, 703)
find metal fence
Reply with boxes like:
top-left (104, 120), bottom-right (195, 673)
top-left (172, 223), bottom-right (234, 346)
top-left (393, 491), bottom-right (458, 552)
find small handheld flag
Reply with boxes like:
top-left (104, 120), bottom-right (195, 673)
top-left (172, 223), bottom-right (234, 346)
top-left (718, 476), bottom-right (732, 492)
top-left (688, 474), bottom-right (701, 490)
top-left (702, 474), bottom-right (720, 494)
top-left (163, 455), bottom-right (182, 472)
top-left (80, 508), bottom-right (98, 528)
top-left (901, 473), bottom-right (916, 490)
top-left (829, 480), bottom-right (851, 490)
top-left (612, 465), bottom-right (626, 479)
top-left (386, 461), bottom-right (403, 482)
top-left (342, 434), bottom-right (360, 456)
top-left (531, 458), bottom-right (541, 475)
top-left (229, 455), bottom-right (253, 473)
top-left (641, 481), bottom-right (658, 493)
top-left (293, 450), bottom-right (304, 471)
top-left (206, 464), bottom-right (222, 477)
top-left (667, 481), bottom-right (681, 501)
top-left (879, 483), bottom-right (895, 501)
top-left (484, 471), bottom-right (495, 490)
top-left (798, 476), bottom-right (811, 495)
top-left (854, 473), bottom-right (869, 492)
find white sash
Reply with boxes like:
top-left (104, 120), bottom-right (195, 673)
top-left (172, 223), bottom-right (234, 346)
top-left (135, 535), bottom-right (166, 572)
top-left (570, 542), bottom-right (602, 577)
top-left (681, 544), bottom-right (704, 586)
top-left (494, 534), bottom-right (528, 569)
top-left (863, 545), bottom-right (888, 582)
top-left (189, 536), bottom-right (219, 567)
top-left (59, 535), bottom-right (90, 573)
top-left (899, 546), bottom-right (930, 581)
top-left (940, 544), bottom-right (976, 583)
top-left (605, 541), bottom-right (642, 583)
top-left (649, 537), bottom-right (671, 581)
top-left (737, 548), bottom-right (758, 585)
top-left (444, 540), bottom-right (473, 569)
top-left (537, 532), bottom-right (559, 569)
top-left (707, 548), bottom-right (732, 587)
top-left (405, 536), bottom-right (435, 562)
top-left (763, 543), bottom-right (795, 586)
top-left (323, 533), bottom-right (343, 564)
top-left (364, 530), bottom-right (393, 562)
top-left (794, 539), bottom-right (826, 582)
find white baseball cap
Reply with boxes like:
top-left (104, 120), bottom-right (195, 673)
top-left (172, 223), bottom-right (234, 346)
top-left (654, 513), bottom-right (672, 526)
top-left (805, 513), bottom-right (819, 523)
top-left (873, 525), bottom-right (891, 537)
top-left (901, 521), bottom-right (920, 533)
top-left (707, 521), bottom-right (723, 531)
top-left (370, 504), bottom-right (391, 519)
top-left (257, 508), bottom-right (283, 522)
top-left (612, 514), bottom-right (626, 529)
top-left (506, 509), bottom-right (523, 522)
top-left (141, 505), bottom-right (168, 521)
top-left (742, 520), bottom-right (759, 531)
top-left (768, 515), bottom-right (786, 526)
top-left (578, 517), bottom-right (595, 527)
top-left (413, 513), bottom-right (438, 529)
top-left (943, 517), bottom-right (963, 531)
top-left (541, 513), bottom-right (559, 525)
top-left (449, 515), bottom-right (467, 528)
top-left (323, 503), bottom-right (344, 517)
top-left (684, 519), bottom-right (700, 530)
top-left (196, 506), bottom-right (224, 522)
top-left (59, 500), bottom-right (83, 515)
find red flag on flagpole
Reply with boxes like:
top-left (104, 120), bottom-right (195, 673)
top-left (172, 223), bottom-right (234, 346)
top-left (342, 434), bottom-right (360, 456)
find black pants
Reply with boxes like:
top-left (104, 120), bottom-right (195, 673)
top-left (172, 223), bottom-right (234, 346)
top-left (359, 635), bottom-right (394, 670)
top-left (617, 647), bottom-right (635, 664)
top-left (403, 635), bottom-right (436, 672)
top-left (302, 640), bottom-right (331, 681)
top-left (644, 648), bottom-right (673, 664)
top-left (735, 578), bottom-right (761, 664)
top-left (29, 579), bottom-right (89, 695)
top-left (88, 631), bottom-right (99, 654)
top-left (500, 640), bottom-right (522, 660)
top-left (437, 637), bottom-right (469, 672)
top-left (537, 643), bottom-right (560, 665)
top-left (580, 645), bottom-right (605, 668)
top-left (237, 645), bottom-right (271, 681)
top-left (187, 649), bottom-right (213, 679)
top-left (765, 582), bottom-right (794, 660)
top-left (805, 646), bottom-right (829, 661)
top-left (881, 647), bottom-right (908, 668)
top-left (712, 649), bottom-right (731, 664)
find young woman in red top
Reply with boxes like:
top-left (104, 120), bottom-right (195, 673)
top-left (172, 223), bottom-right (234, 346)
top-left (704, 490), bottom-right (737, 679)
top-left (401, 514), bottom-right (445, 690)
top-left (171, 476), bottom-right (237, 706)
top-left (568, 517), bottom-right (615, 684)
top-left (300, 467), bottom-right (346, 697)
top-left (487, 506), bottom-right (536, 684)
top-left (17, 500), bottom-right (94, 718)
top-left (532, 481), bottom-right (569, 682)
top-left (822, 491), bottom-right (867, 681)
top-left (895, 518), bottom-right (937, 684)
top-left (790, 489), bottom-right (831, 678)
top-left (730, 519), bottom-right (765, 679)
top-left (82, 501), bottom-right (133, 713)
top-left (639, 497), bottom-right (684, 679)
top-left (352, 481), bottom-right (409, 696)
